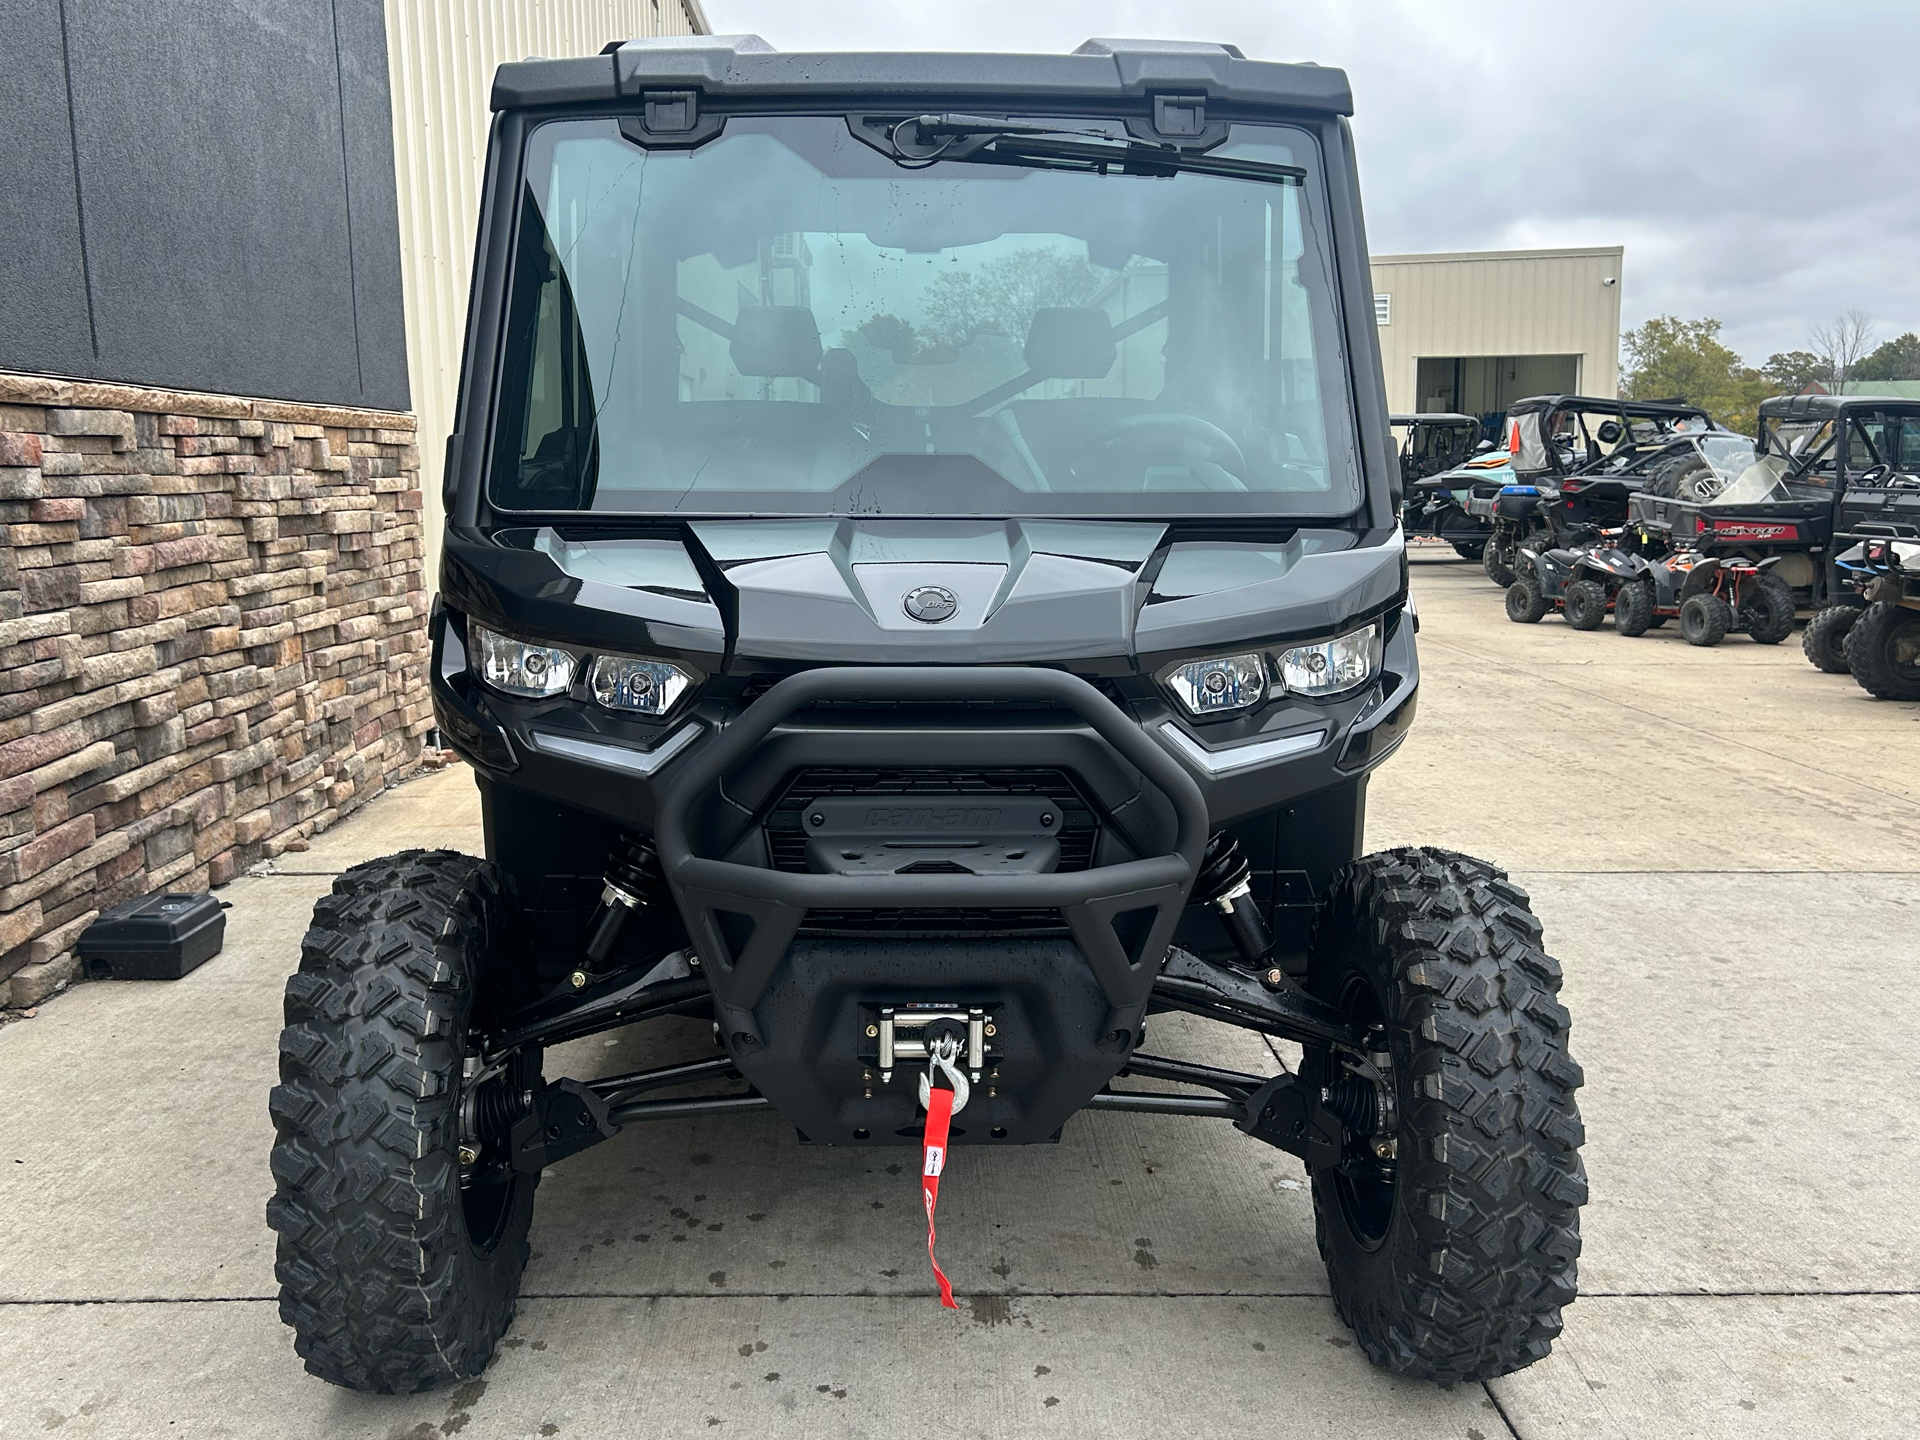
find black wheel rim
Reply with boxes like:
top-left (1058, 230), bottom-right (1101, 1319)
top-left (1889, 613), bottom-right (1920, 681)
top-left (1329, 974), bottom-right (1396, 1249)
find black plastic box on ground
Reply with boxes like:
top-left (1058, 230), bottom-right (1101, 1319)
top-left (77, 893), bottom-right (227, 980)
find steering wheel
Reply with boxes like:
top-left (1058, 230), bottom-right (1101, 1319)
top-left (1853, 463), bottom-right (1891, 487)
top-left (1066, 414), bottom-right (1248, 490)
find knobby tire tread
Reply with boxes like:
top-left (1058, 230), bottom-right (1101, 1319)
top-left (266, 849), bottom-right (531, 1393)
top-left (1307, 847), bottom-right (1586, 1384)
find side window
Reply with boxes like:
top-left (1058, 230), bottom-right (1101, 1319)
top-left (1900, 420), bottom-right (1920, 469)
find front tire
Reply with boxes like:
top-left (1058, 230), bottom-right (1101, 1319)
top-left (1451, 540), bottom-right (1486, 562)
top-left (1680, 593), bottom-right (1732, 647)
top-left (1802, 605), bottom-right (1860, 673)
top-left (1506, 580), bottom-right (1550, 624)
top-left (1741, 574), bottom-right (1796, 645)
top-left (1484, 540), bottom-right (1516, 587)
top-left (1563, 579), bottom-right (1608, 631)
top-left (1613, 580), bottom-right (1654, 637)
top-left (268, 851), bottom-right (537, 1392)
top-left (1846, 601), bottom-right (1920, 700)
top-left (1304, 849), bottom-right (1586, 1382)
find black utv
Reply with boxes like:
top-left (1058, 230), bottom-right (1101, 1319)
top-left (265, 36), bottom-right (1585, 1394)
top-left (1394, 412), bottom-right (1496, 558)
top-left (1474, 395), bottom-right (1716, 585)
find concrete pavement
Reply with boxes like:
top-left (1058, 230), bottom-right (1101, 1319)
top-left (2, 548), bottom-right (1915, 1439)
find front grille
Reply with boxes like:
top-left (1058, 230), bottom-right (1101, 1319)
top-left (800, 906), bottom-right (1070, 937)
top-left (765, 768), bottom-right (1098, 873)
top-left (763, 767), bottom-right (1101, 936)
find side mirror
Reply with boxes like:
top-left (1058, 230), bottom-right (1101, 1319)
top-left (1474, 439), bottom-right (1494, 453)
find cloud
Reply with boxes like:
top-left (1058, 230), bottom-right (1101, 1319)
top-left (704, 0), bottom-right (1920, 365)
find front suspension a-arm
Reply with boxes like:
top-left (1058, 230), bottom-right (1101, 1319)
top-left (1151, 947), bottom-right (1365, 1050)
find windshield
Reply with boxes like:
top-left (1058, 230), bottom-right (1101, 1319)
top-left (1639, 434), bottom-right (1756, 501)
top-left (487, 116), bottom-right (1359, 518)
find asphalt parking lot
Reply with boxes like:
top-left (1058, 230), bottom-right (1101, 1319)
top-left (2, 547), bottom-right (1916, 1440)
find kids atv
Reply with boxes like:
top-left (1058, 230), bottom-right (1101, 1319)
top-left (265, 36), bottom-right (1586, 1394)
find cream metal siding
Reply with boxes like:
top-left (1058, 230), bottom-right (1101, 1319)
top-left (1368, 247), bottom-right (1624, 414)
top-left (385, 0), bottom-right (709, 580)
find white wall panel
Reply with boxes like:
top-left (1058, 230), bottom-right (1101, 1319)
top-left (385, 0), bottom-right (708, 579)
top-left (1368, 247), bottom-right (1624, 414)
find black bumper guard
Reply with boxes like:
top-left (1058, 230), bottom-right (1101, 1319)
top-left (653, 667), bottom-right (1210, 1055)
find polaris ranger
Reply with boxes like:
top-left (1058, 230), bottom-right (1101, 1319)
top-left (265, 36), bottom-right (1585, 1393)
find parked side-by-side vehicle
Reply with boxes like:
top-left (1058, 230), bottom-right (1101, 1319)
top-left (262, 36), bottom-right (1585, 1394)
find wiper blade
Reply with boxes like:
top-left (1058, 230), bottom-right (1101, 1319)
top-left (887, 114), bottom-right (1305, 187)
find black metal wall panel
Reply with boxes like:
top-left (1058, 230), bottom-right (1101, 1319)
top-left (0, 1), bottom-right (96, 379)
top-left (0, 0), bottom-right (409, 411)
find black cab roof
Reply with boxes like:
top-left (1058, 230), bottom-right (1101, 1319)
top-left (1505, 395), bottom-right (1710, 420)
top-left (491, 35), bottom-right (1354, 116)
top-left (1390, 413), bottom-right (1477, 427)
top-left (1759, 393), bottom-right (1920, 421)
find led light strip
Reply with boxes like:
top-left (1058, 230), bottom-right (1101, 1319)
top-left (526, 722), bottom-right (703, 777)
top-left (1156, 721), bottom-right (1327, 778)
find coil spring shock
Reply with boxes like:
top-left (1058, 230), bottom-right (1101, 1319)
top-left (580, 834), bottom-right (665, 970)
top-left (1194, 832), bottom-right (1275, 971)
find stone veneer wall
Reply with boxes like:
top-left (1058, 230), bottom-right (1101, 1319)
top-left (0, 374), bottom-right (431, 1009)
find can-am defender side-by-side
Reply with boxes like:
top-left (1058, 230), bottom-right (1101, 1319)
top-left (1473, 396), bottom-right (1717, 585)
top-left (265, 37), bottom-right (1586, 1394)
top-left (1393, 413), bottom-right (1494, 558)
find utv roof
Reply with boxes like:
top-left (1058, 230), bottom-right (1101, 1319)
top-left (1505, 395), bottom-right (1710, 419)
top-left (491, 34), bottom-right (1354, 116)
top-left (1758, 392), bottom-right (1920, 420)
top-left (1390, 413), bottom-right (1477, 426)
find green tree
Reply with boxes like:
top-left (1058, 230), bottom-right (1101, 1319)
top-left (1855, 331), bottom-right (1920, 382)
top-left (1760, 349), bottom-right (1827, 393)
top-left (923, 247), bottom-right (1103, 348)
top-left (851, 313), bottom-right (921, 363)
top-left (1621, 316), bottom-right (1770, 435)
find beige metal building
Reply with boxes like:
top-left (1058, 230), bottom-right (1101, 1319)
top-left (384, 0), bottom-right (710, 574)
top-left (1368, 246), bottom-right (1624, 423)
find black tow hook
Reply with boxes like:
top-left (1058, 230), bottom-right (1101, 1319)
top-left (509, 1079), bottom-right (620, 1174)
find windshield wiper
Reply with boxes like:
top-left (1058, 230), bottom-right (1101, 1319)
top-left (885, 114), bottom-right (1306, 187)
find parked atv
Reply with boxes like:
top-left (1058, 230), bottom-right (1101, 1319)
top-left (1831, 536), bottom-right (1920, 699)
top-left (1477, 396), bottom-right (1716, 585)
top-left (263, 37), bottom-right (1585, 1395)
top-left (1394, 412), bottom-right (1494, 558)
top-left (1504, 536), bottom-right (1606, 626)
top-left (1804, 428), bottom-right (1920, 676)
top-left (1581, 550), bottom-right (1795, 646)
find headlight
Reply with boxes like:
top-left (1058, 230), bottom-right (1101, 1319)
top-left (1162, 653), bottom-right (1266, 716)
top-left (470, 623), bottom-right (575, 698)
top-left (589, 655), bottom-right (696, 717)
top-left (1275, 623), bottom-right (1380, 698)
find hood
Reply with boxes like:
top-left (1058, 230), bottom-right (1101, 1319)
top-left (444, 520), bottom-right (1405, 669)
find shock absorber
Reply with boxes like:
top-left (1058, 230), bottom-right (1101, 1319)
top-left (1194, 831), bottom-right (1274, 971)
top-left (580, 834), bottom-right (665, 971)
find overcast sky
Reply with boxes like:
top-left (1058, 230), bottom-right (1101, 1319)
top-left (706, 0), bottom-right (1920, 368)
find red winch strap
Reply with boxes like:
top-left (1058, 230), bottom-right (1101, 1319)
top-left (921, 1083), bottom-right (957, 1309)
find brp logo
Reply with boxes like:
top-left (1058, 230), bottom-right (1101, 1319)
top-left (902, 585), bottom-right (959, 623)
